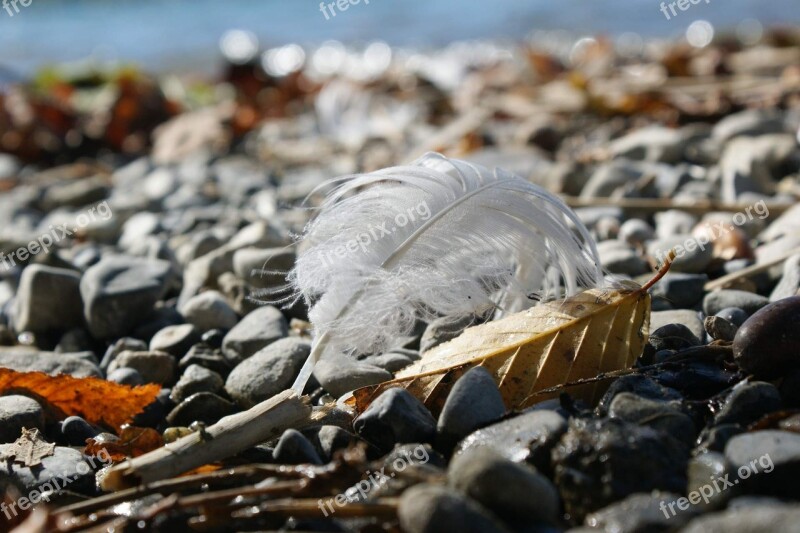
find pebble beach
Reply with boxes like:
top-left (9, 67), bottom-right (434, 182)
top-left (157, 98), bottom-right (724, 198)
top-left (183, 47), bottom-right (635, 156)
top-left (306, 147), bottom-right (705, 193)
top-left (1, 15), bottom-right (800, 533)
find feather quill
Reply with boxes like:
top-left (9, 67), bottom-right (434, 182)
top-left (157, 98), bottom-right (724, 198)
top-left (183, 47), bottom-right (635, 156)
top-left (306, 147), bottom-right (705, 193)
top-left (286, 152), bottom-right (603, 393)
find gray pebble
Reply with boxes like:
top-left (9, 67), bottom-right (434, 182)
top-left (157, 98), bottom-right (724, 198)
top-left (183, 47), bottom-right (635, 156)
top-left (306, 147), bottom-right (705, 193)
top-left (585, 491), bottom-right (696, 532)
top-left (179, 290), bottom-right (239, 332)
top-left (650, 273), bottom-right (708, 309)
top-left (225, 338), bottom-right (310, 408)
top-left (437, 367), bottom-right (505, 449)
top-left (272, 428), bottom-right (323, 465)
top-left (704, 315), bottom-right (739, 342)
top-left (448, 447), bottom-right (559, 524)
top-left (312, 356), bottom-right (392, 398)
top-left (106, 367), bottom-right (145, 386)
top-left (0, 396), bottom-right (45, 444)
top-left (703, 290), bottom-right (769, 316)
top-left (398, 484), bottom-right (510, 533)
top-left (166, 392), bottom-right (237, 426)
top-left (715, 307), bottom-right (749, 327)
top-left (12, 265), bottom-right (83, 333)
top-left (107, 350), bottom-right (177, 385)
top-left (608, 392), bottom-right (696, 446)
top-left (171, 364), bottom-right (224, 403)
top-left (149, 324), bottom-right (201, 357)
top-left (0, 445), bottom-right (95, 494)
top-left (724, 430), bottom-right (800, 498)
top-left (221, 305), bottom-right (288, 364)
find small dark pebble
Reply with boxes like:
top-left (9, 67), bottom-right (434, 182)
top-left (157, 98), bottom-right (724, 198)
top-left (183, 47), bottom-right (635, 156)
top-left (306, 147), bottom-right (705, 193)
top-left (713, 381), bottom-right (782, 427)
top-left (733, 296), bottom-right (800, 379)
top-left (273, 428), bottom-right (323, 465)
top-left (353, 388), bottom-right (436, 454)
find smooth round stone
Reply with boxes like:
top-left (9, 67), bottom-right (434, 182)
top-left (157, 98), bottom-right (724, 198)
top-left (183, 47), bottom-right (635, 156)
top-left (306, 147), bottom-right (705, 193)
top-left (149, 324), bottom-right (202, 358)
top-left (650, 323), bottom-right (701, 352)
top-left (353, 388), bottom-right (436, 454)
top-left (0, 396), bottom-right (45, 443)
top-left (713, 382), bottom-right (782, 427)
top-left (272, 428), bottom-right (323, 465)
top-left (715, 307), bottom-right (749, 327)
top-left (618, 219), bottom-right (655, 247)
top-left (608, 392), bottom-right (696, 446)
top-left (733, 296), bottom-right (800, 378)
top-left (437, 367), bottom-right (506, 449)
top-left (703, 290), bottom-right (769, 317)
top-left (585, 492), bottom-right (695, 532)
top-left (106, 367), bottom-right (145, 386)
top-left (398, 484), bottom-right (508, 533)
top-left (725, 430), bottom-right (800, 498)
top-left (650, 273), bottom-right (708, 309)
top-left (448, 447), bottom-right (559, 524)
top-left (61, 416), bottom-right (101, 446)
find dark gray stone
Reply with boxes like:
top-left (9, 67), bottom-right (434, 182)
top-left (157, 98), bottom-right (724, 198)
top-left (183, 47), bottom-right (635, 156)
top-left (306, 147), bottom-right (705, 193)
top-left (107, 350), bottom-right (177, 385)
top-left (398, 484), bottom-right (510, 533)
top-left (704, 315), bottom-right (739, 342)
top-left (272, 428), bottom-right (323, 465)
top-left (733, 296), bottom-right (800, 378)
top-left (60, 416), bottom-right (100, 446)
top-left (179, 290), bottom-right (239, 332)
top-left (650, 310), bottom-right (704, 341)
top-left (715, 307), bottom-right (749, 327)
top-left (437, 367), bottom-right (506, 448)
top-left (703, 290), bottom-right (769, 317)
top-left (0, 348), bottom-right (100, 378)
top-left (608, 392), bottom-right (696, 446)
top-left (353, 388), bottom-right (436, 454)
top-left (585, 491), bottom-right (696, 532)
top-left (149, 324), bottom-right (201, 358)
top-left (106, 367), bottom-right (145, 386)
top-left (80, 256), bottom-right (173, 339)
top-left (650, 323), bottom-right (701, 352)
top-left (12, 265), bottom-right (83, 333)
top-left (724, 430), bottom-right (800, 498)
top-left (0, 445), bottom-right (95, 493)
top-left (714, 381), bottom-right (782, 427)
top-left (650, 273), bottom-right (708, 309)
top-left (170, 364), bottom-right (224, 403)
top-left (166, 392), bottom-right (237, 426)
top-left (449, 447), bottom-right (559, 524)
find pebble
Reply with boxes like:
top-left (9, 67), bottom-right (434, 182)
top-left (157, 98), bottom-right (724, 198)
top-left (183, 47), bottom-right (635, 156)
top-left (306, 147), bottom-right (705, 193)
top-left (704, 315), bottom-right (739, 342)
top-left (724, 430), bottom-right (800, 498)
top-left (149, 324), bottom-right (201, 357)
top-left (232, 247), bottom-right (296, 289)
top-left (769, 253), bottom-right (800, 302)
top-left (714, 381), bottom-right (782, 427)
top-left (608, 392), bottom-right (696, 446)
top-left (362, 351), bottom-right (415, 372)
top-left (455, 409), bottom-right (567, 474)
top-left (179, 343), bottom-right (232, 377)
top-left (682, 505), bottom-right (800, 533)
top-left (703, 290), bottom-right (769, 317)
top-left (60, 416), bottom-right (101, 446)
top-left (272, 428), bottom-right (323, 465)
top-left (686, 452), bottom-right (733, 511)
top-left (437, 367), bottom-right (506, 449)
top-left (0, 348), bottom-right (100, 378)
top-left (617, 219), bottom-right (655, 247)
top-left (12, 265), bottom-right (83, 333)
top-left (420, 314), bottom-right (482, 353)
top-left (107, 350), bottom-right (177, 385)
top-left (646, 235), bottom-right (713, 273)
top-left (597, 240), bottom-right (649, 276)
top-left (580, 161), bottom-right (644, 199)
top-left (107, 367), bottom-right (145, 386)
top-left (221, 305), bottom-right (288, 364)
top-left (552, 417), bottom-right (689, 522)
top-left (178, 290), bottom-right (239, 332)
top-left (715, 307), bottom-right (749, 327)
top-left (225, 337), bottom-right (310, 408)
top-left (316, 425), bottom-right (357, 462)
top-left (650, 273), bottom-right (708, 309)
top-left (312, 355), bottom-right (392, 398)
top-left (353, 388), bottom-right (437, 454)
top-left (649, 323), bottom-right (701, 352)
top-left (0, 395), bottom-right (45, 443)
top-left (165, 392), bottom-right (237, 426)
top-left (695, 424), bottom-right (744, 454)
top-left (596, 374), bottom-right (683, 415)
top-left (448, 447), bottom-right (559, 525)
top-left (80, 256), bottom-right (174, 339)
top-left (732, 296), bottom-right (800, 378)
top-left (585, 492), bottom-right (696, 532)
top-left (654, 210), bottom-right (697, 240)
top-left (0, 445), bottom-right (95, 494)
top-left (609, 126), bottom-right (687, 163)
top-left (170, 364), bottom-right (225, 403)
top-left (398, 484), bottom-right (510, 533)
top-left (100, 337), bottom-right (147, 370)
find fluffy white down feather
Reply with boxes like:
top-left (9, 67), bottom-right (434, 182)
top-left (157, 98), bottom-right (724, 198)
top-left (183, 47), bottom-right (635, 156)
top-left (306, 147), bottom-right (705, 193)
top-left (286, 153), bottom-right (603, 385)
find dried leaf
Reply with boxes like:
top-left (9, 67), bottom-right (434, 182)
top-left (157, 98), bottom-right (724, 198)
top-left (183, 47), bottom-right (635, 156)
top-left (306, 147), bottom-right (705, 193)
top-left (1, 428), bottom-right (55, 467)
top-left (0, 369), bottom-right (160, 431)
top-left (84, 425), bottom-right (164, 462)
top-left (352, 259), bottom-right (674, 414)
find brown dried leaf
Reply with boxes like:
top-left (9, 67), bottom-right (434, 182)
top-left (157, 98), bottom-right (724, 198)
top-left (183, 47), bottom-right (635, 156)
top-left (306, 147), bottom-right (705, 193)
top-left (1, 428), bottom-right (55, 467)
top-left (351, 258), bottom-right (675, 414)
top-left (0, 369), bottom-right (160, 431)
top-left (84, 425), bottom-right (164, 462)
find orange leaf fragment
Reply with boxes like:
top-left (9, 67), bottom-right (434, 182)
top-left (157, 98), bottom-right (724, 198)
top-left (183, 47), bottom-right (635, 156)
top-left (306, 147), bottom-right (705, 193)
top-left (85, 425), bottom-right (164, 462)
top-left (0, 369), bottom-right (160, 431)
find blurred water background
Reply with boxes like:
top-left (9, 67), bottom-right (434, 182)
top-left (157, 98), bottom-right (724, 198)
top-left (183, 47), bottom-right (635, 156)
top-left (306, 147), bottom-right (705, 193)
top-left (0, 0), bottom-right (798, 76)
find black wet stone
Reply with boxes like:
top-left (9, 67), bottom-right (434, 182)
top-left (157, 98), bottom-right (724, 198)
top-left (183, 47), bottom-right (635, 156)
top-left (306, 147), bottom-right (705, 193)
top-left (353, 388), bottom-right (436, 454)
top-left (165, 392), bottom-right (237, 427)
top-left (437, 366), bottom-right (506, 450)
top-left (272, 428), bottom-right (323, 465)
top-left (733, 296), bottom-right (800, 379)
top-left (552, 417), bottom-right (689, 523)
top-left (649, 323), bottom-right (702, 352)
top-left (398, 484), bottom-right (509, 533)
top-left (713, 381), bottom-right (782, 427)
top-left (596, 375), bottom-right (683, 416)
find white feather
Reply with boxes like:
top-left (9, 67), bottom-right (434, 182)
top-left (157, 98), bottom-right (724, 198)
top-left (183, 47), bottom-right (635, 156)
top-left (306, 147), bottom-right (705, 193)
top-left (286, 152), bottom-right (603, 392)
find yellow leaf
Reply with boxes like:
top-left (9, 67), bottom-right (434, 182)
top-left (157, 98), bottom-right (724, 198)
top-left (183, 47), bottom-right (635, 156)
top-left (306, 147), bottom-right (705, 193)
top-left (352, 254), bottom-right (674, 414)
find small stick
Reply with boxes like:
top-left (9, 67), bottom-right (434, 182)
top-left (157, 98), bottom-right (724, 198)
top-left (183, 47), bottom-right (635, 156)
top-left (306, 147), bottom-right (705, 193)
top-left (100, 390), bottom-right (311, 491)
top-left (704, 246), bottom-right (800, 292)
